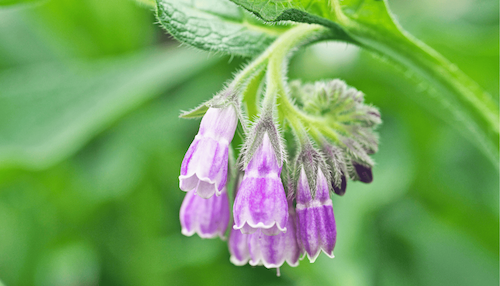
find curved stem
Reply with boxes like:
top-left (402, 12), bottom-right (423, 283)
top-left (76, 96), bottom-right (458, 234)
top-left (242, 69), bottom-right (265, 120)
top-left (250, 24), bottom-right (350, 145)
top-left (233, 24), bottom-right (331, 121)
top-left (264, 24), bottom-right (328, 113)
top-left (333, 7), bottom-right (499, 163)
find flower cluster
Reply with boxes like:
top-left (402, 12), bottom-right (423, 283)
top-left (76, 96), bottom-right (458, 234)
top-left (176, 78), bottom-right (381, 273)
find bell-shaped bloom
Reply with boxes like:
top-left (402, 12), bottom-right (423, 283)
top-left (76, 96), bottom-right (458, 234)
top-left (179, 106), bottom-right (238, 198)
top-left (295, 167), bottom-right (337, 262)
top-left (228, 227), bottom-right (250, 266)
top-left (179, 187), bottom-right (230, 239)
top-left (233, 132), bottom-right (288, 236)
top-left (247, 201), bottom-right (301, 268)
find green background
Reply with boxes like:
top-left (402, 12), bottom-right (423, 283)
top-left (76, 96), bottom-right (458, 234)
top-left (0, 0), bottom-right (498, 285)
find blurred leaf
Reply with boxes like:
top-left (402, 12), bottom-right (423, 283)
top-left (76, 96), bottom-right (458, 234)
top-left (68, 63), bottom-right (239, 203)
top-left (156, 0), bottom-right (288, 57)
top-left (35, 243), bottom-right (100, 286)
top-left (30, 0), bottom-right (156, 58)
top-left (134, 0), bottom-right (155, 9)
top-left (0, 0), bottom-right (41, 7)
top-left (379, 199), bottom-right (499, 286)
top-left (0, 47), bottom-right (219, 170)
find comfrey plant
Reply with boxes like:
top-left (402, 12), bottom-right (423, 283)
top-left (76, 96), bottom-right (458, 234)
top-left (154, 0), bottom-right (499, 274)
top-left (175, 23), bottom-right (381, 270)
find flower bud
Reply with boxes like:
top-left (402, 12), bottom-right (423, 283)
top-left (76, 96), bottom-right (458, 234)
top-left (233, 132), bottom-right (288, 236)
top-left (332, 173), bottom-right (347, 196)
top-left (353, 161), bottom-right (373, 183)
top-left (179, 106), bottom-right (238, 198)
top-left (322, 143), bottom-right (348, 196)
top-left (179, 187), bottom-right (230, 239)
top-left (295, 167), bottom-right (336, 262)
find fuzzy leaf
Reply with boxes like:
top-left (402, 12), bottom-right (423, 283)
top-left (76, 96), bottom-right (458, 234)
top-left (156, 0), bottom-right (289, 57)
top-left (230, 0), bottom-right (354, 43)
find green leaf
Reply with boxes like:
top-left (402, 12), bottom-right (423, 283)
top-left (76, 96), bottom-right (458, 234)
top-left (228, 0), bottom-right (353, 41)
top-left (134, 0), bottom-right (155, 8)
top-left (0, 47), bottom-right (219, 170)
top-left (232, 0), bottom-right (499, 163)
top-left (0, 0), bottom-right (41, 7)
top-left (156, 0), bottom-right (289, 57)
top-left (33, 0), bottom-right (156, 58)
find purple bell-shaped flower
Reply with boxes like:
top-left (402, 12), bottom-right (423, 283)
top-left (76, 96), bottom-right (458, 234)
top-left (295, 166), bottom-right (337, 262)
top-left (233, 132), bottom-right (288, 236)
top-left (179, 106), bottom-right (238, 199)
top-left (179, 187), bottom-right (230, 239)
top-left (228, 226), bottom-right (250, 266)
top-left (247, 200), bottom-right (301, 268)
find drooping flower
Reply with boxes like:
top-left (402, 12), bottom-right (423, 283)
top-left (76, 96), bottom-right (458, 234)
top-left (247, 200), bottom-right (301, 268)
top-left (228, 226), bottom-right (250, 266)
top-left (233, 132), bottom-right (288, 236)
top-left (295, 166), bottom-right (337, 262)
top-left (179, 187), bottom-right (230, 239)
top-left (179, 106), bottom-right (238, 198)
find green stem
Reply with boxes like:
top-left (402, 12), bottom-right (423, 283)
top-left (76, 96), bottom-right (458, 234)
top-left (242, 69), bottom-right (265, 120)
top-left (235, 24), bottom-right (331, 121)
top-left (251, 24), bottom-right (349, 145)
top-left (334, 8), bottom-right (499, 162)
top-left (237, 24), bottom-right (330, 121)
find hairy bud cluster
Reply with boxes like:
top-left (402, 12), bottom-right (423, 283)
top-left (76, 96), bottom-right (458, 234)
top-left (291, 79), bottom-right (381, 194)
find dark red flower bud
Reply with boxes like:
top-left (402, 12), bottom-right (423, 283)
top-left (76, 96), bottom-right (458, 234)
top-left (353, 162), bottom-right (373, 183)
top-left (332, 172), bottom-right (347, 196)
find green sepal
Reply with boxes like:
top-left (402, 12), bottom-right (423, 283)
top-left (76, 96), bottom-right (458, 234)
top-left (179, 103), bottom-right (210, 119)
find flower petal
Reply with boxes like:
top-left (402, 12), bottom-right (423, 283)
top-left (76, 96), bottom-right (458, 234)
top-left (233, 176), bottom-right (288, 235)
top-left (179, 188), bottom-right (230, 239)
top-left (229, 228), bottom-right (250, 266)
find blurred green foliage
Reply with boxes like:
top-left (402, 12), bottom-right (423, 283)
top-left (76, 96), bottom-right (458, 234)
top-left (0, 0), bottom-right (498, 286)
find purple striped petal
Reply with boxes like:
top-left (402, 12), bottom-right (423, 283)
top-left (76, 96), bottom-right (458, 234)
top-left (233, 176), bottom-right (288, 235)
top-left (284, 203), bottom-right (301, 266)
top-left (228, 227), bottom-right (250, 266)
top-left (233, 132), bottom-right (288, 235)
top-left (179, 188), bottom-right (230, 239)
top-left (248, 230), bottom-right (284, 268)
top-left (247, 201), bottom-right (300, 268)
top-left (179, 106), bottom-right (237, 199)
top-left (198, 106), bottom-right (238, 142)
top-left (296, 168), bottom-right (337, 262)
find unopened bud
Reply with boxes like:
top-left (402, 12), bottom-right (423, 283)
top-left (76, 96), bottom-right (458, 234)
top-left (353, 161), bottom-right (373, 183)
top-left (332, 172), bottom-right (347, 196)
